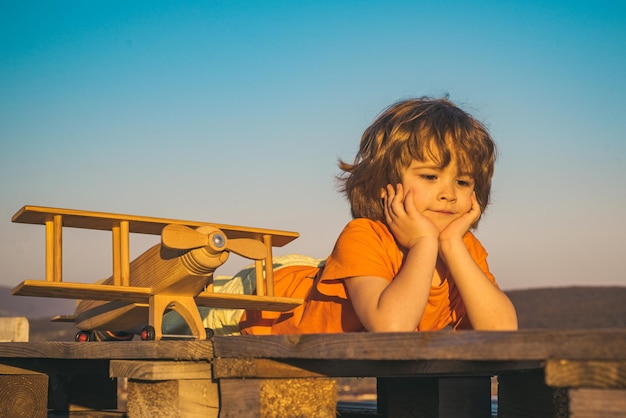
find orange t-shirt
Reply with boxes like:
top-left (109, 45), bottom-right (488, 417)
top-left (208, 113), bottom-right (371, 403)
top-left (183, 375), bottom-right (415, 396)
top-left (239, 218), bottom-right (497, 334)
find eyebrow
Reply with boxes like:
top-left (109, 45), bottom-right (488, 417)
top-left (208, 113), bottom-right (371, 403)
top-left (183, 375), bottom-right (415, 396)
top-left (409, 162), bottom-right (441, 169)
top-left (409, 164), bottom-right (474, 178)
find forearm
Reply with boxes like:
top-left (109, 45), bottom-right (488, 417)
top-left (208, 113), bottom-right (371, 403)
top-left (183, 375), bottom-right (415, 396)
top-left (349, 237), bottom-right (438, 332)
top-left (440, 239), bottom-right (518, 330)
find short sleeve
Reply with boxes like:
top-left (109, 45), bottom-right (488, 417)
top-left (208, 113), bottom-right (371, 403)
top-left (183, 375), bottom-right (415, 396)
top-left (317, 218), bottom-right (404, 298)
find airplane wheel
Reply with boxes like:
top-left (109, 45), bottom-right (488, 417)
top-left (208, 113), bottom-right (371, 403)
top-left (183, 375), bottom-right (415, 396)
top-left (75, 330), bottom-right (92, 342)
top-left (141, 325), bottom-right (156, 341)
top-left (205, 328), bottom-right (215, 339)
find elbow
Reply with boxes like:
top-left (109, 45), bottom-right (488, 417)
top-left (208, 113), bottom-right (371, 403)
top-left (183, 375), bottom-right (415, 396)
top-left (474, 299), bottom-right (519, 331)
top-left (473, 312), bottom-right (518, 331)
top-left (500, 307), bottom-right (519, 330)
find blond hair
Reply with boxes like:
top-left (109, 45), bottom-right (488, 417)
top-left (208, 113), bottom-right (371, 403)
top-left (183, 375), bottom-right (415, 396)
top-left (338, 97), bottom-right (496, 226)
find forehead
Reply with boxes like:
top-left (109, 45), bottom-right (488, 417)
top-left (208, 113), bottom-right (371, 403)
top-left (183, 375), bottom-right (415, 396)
top-left (407, 156), bottom-right (472, 175)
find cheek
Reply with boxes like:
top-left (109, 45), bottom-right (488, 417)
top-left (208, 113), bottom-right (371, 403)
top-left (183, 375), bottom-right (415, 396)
top-left (409, 190), bottom-right (430, 210)
top-left (459, 193), bottom-right (474, 212)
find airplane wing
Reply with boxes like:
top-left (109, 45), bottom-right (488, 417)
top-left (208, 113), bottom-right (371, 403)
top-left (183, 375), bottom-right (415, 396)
top-left (195, 292), bottom-right (302, 312)
top-left (12, 205), bottom-right (299, 246)
top-left (12, 280), bottom-right (152, 303)
top-left (13, 280), bottom-right (302, 312)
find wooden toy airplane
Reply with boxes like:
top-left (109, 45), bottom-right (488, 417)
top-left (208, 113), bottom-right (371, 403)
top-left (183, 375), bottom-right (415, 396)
top-left (10, 205), bottom-right (303, 341)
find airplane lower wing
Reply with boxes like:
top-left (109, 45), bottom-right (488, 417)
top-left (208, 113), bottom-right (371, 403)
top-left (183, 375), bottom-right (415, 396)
top-left (13, 280), bottom-right (302, 312)
top-left (195, 292), bottom-right (302, 312)
top-left (12, 280), bottom-right (152, 303)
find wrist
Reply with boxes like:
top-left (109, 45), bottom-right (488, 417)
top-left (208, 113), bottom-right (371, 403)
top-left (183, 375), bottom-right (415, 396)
top-left (406, 235), bottom-right (439, 251)
top-left (438, 235), bottom-right (465, 253)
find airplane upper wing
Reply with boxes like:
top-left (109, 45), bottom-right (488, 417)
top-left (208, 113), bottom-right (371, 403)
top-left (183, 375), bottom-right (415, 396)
top-left (12, 205), bottom-right (299, 246)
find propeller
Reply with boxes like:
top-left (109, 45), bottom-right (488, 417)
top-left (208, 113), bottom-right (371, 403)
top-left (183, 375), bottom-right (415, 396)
top-left (161, 224), bottom-right (267, 260)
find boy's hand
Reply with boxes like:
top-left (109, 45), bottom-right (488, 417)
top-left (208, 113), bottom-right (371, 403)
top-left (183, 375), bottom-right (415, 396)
top-left (439, 192), bottom-right (481, 242)
top-left (383, 183), bottom-right (439, 249)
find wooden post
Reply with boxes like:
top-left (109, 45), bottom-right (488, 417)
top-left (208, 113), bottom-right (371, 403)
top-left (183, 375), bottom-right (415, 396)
top-left (378, 377), bottom-right (439, 417)
top-left (568, 388), bottom-right (626, 417)
top-left (377, 376), bottom-right (491, 418)
top-left (112, 220), bottom-right (130, 287)
top-left (45, 215), bottom-right (63, 282)
top-left (263, 234), bottom-right (274, 297)
top-left (439, 377), bottom-right (492, 418)
top-left (219, 378), bottom-right (337, 418)
top-left (48, 363), bottom-right (118, 413)
top-left (498, 369), bottom-right (568, 418)
top-left (255, 260), bottom-right (265, 296)
top-left (0, 364), bottom-right (48, 418)
top-left (545, 359), bottom-right (626, 417)
top-left (110, 360), bottom-right (219, 418)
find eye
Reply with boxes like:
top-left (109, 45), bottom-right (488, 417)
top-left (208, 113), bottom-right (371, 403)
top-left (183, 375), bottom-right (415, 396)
top-left (456, 178), bottom-right (474, 187)
top-left (420, 174), bottom-right (437, 181)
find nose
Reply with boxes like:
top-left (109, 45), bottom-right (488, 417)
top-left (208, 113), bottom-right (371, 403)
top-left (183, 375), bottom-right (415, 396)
top-left (437, 181), bottom-right (457, 202)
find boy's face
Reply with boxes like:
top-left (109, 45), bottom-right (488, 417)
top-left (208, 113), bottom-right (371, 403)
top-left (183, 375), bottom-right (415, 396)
top-left (401, 158), bottom-right (475, 232)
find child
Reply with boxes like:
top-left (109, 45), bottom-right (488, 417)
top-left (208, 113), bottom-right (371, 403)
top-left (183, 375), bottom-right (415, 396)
top-left (239, 97), bottom-right (518, 334)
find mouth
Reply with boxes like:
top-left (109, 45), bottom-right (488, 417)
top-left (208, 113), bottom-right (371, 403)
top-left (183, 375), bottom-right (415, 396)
top-left (429, 209), bottom-right (456, 215)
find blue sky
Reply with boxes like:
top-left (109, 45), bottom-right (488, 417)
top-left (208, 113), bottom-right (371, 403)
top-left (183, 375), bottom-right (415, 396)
top-left (1, 1), bottom-right (625, 291)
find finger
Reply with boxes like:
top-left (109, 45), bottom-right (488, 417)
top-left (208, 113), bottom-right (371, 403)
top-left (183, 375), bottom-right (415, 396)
top-left (462, 193), bottom-right (481, 225)
top-left (402, 188), bottom-right (418, 216)
top-left (382, 187), bottom-right (391, 221)
top-left (383, 184), bottom-right (397, 221)
top-left (469, 192), bottom-right (481, 215)
top-left (386, 184), bottom-right (399, 215)
top-left (389, 183), bottom-right (405, 216)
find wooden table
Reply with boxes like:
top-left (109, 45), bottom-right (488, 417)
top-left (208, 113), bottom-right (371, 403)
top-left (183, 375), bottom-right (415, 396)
top-left (0, 329), bottom-right (624, 417)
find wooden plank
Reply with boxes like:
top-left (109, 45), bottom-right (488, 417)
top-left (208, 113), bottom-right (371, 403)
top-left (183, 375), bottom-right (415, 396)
top-left (568, 388), bottom-right (626, 417)
top-left (12, 205), bottom-right (299, 246)
top-left (110, 360), bottom-right (213, 381)
top-left (0, 364), bottom-right (48, 418)
top-left (0, 341), bottom-right (214, 360)
top-left (212, 330), bottom-right (626, 362)
top-left (0, 330), bottom-right (623, 364)
top-left (213, 358), bottom-right (542, 379)
top-left (546, 359), bottom-right (626, 389)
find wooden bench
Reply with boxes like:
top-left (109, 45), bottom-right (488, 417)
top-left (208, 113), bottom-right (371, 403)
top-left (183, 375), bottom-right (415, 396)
top-left (0, 329), bottom-right (624, 417)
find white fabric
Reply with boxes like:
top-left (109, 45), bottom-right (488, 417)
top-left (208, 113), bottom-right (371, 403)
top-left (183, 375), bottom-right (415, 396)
top-left (162, 254), bottom-right (325, 336)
